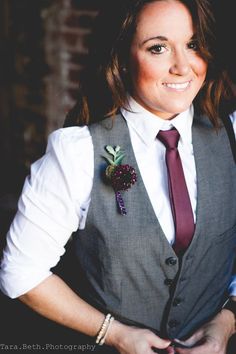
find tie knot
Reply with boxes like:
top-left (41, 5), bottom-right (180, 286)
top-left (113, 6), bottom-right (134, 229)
top-left (157, 128), bottom-right (180, 150)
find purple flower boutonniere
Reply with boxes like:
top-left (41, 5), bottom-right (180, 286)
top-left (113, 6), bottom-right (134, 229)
top-left (103, 145), bottom-right (137, 215)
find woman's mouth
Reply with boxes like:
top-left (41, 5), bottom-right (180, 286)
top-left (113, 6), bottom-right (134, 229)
top-left (163, 80), bottom-right (191, 91)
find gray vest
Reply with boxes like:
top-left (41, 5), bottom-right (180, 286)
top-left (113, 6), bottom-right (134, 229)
top-left (74, 113), bottom-right (236, 339)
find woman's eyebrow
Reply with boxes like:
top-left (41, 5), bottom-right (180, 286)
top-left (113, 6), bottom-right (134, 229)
top-left (142, 33), bottom-right (196, 45)
top-left (142, 35), bottom-right (168, 45)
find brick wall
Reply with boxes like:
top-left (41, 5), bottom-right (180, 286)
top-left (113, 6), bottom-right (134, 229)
top-left (0, 0), bottom-right (102, 195)
top-left (42, 0), bottom-right (98, 133)
top-left (0, 0), bottom-right (50, 194)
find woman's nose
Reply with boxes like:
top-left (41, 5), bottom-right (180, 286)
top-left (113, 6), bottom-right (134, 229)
top-left (169, 51), bottom-right (191, 76)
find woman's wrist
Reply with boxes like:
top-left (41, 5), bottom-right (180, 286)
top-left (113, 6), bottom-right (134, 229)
top-left (220, 308), bottom-right (236, 336)
top-left (221, 296), bottom-right (236, 335)
top-left (104, 319), bottom-right (129, 348)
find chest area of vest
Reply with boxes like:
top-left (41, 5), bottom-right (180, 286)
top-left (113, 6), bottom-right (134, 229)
top-left (85, 116), bottom-right (236, 259)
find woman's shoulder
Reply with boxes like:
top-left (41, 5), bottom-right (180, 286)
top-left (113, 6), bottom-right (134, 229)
top-left (229, 111), bottom-right (236, 138)
top-left (46, 126), bottom-right (93, 156)
top-left (229, 110), bottom-right (236, 122)
top-left (48, 125), bottom-right (91, 145)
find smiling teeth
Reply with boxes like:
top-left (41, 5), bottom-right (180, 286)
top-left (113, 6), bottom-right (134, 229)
top-left (165, 82), bottom-right (190, 89)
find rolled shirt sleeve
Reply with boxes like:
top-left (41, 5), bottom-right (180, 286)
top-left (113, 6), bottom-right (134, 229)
top-left (0, 126), bottom-right (93, 298)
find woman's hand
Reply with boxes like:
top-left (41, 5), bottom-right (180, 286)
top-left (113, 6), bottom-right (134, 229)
top-left (105, 320), bottom-right (171, 354)
top-left (173, 309), bottom-right (235, 354)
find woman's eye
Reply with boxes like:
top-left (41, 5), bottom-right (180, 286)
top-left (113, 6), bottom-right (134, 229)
top-left (188, 41), bottom-right (199, 51)
top-left (148, 44), bottom-right (167, 54)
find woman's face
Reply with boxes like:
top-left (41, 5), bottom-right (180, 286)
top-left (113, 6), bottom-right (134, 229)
top-left (129, 0), bottom-right (207, 119)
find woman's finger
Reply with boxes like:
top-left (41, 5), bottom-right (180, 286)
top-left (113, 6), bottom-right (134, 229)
top-left (174, 330), bottom-right (203, 347)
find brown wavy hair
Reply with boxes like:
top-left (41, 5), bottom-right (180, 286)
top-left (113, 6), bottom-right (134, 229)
top-left (64, 0), bottom-right (236, 128)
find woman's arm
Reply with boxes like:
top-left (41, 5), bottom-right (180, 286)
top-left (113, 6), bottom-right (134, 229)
top-left (19, 274), bottom-right (171, 354)
top-left (19, 274), bottom-right (105, 337)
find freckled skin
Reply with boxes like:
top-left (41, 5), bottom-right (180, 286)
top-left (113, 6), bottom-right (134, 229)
top-left (129, 0), bottom-right (207, 120)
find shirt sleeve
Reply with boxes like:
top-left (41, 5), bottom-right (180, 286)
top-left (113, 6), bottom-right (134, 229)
top-left (0, 126), bottom-right (93, 298)
top-left (229, 110), bottom-right (236, 138)
top-left (228, 111), bottom-right (236, 296)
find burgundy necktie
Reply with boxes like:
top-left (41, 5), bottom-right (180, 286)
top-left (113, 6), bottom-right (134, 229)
top-left (157, 128), bottom-right (195, 254)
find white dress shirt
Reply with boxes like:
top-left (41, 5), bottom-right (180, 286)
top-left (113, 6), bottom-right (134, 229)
top-left (0, 98), bottom-right (236, 298)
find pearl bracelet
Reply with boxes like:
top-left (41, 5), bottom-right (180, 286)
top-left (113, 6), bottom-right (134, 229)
top-left (96, 313), bottom-right (114, 345)
top-left (99, 316), bottom-right (114, 345)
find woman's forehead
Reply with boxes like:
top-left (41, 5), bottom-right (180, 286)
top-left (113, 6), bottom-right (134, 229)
top-left (133, 1), bottom-right (194, 42)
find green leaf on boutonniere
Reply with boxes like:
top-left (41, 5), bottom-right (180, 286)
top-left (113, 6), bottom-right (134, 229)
top-left (114, 153), bottom-right (125, 165)
top-left (105, 145), bottom-right (116, 156)
top-left (104, 145), bottom-right (125, 168)
top-left (115, 146), bottom-right (121, 153)
top-left (104, 156), bottom-right (115, 166)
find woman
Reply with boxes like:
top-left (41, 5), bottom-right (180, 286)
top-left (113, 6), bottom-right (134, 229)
top-left (1, 0), bottom-right (236, 353)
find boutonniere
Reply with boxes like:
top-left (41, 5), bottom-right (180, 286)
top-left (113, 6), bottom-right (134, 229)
top-left (103, 145), bottom-right (137, 215)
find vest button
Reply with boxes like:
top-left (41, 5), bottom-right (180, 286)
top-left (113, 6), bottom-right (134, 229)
top-left (173, 297), bottom-right (182, 306)
top-left (164, 278), bottom-right (173, 286)
top-left (168, 319), bottom-right (180, 328)
top-left (165, 257), bottom-right (177, 266)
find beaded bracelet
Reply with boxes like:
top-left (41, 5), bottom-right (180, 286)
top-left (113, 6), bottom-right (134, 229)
top-left (96, 313), bottom-right (114, 345)
top-left (99, 316), bottom-right (114, 345)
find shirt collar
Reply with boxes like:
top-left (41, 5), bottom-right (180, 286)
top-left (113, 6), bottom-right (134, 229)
top-left (121, 96), bottom-right (193, 147)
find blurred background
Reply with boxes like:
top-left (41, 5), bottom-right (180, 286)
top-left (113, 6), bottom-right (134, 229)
top-left (0, 0), bottom-right (100, 204)
top-left (0, 0), bottom-right (235, 349)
